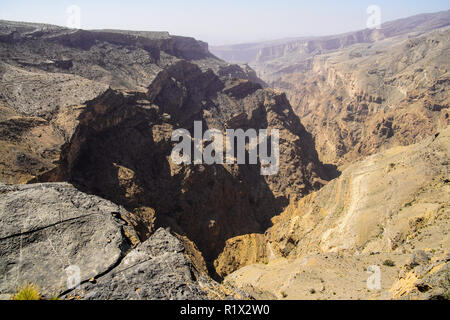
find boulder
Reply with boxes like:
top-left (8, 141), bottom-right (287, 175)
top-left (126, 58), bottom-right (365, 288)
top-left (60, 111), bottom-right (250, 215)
top-left (67, 228), bottom-right (210, 300)
top-left (0, 183), bottom-right (132, 297)
top-left (0, 183), bottom-right (230, 300)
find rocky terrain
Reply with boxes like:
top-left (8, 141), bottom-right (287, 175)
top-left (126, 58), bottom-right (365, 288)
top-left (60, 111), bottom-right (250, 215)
top-left (0, 19), bottom-right (332, 298)
top-left (0, 11), bottom-right (449, 300)
top-left (0, 182), bottom-right (244, 299)
top-left (211, 11), bottom-right (450, 66)
top-left (212, 10), bottom-right (450, 166)
top-left (224, 126), bottom-right (449, 300)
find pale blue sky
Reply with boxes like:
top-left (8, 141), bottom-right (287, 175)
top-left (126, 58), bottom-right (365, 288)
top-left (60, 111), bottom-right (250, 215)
top-left (0, 1), bottom-right (449, 45)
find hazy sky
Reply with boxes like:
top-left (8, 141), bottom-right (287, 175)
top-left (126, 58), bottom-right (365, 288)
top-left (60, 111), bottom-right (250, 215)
top-left (0, 0), bottom-right (449, 45)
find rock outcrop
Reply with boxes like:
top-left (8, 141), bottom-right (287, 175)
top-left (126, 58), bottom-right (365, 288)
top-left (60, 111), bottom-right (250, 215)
top-left (0, 182), bottom-right (242, 300)
top-left (391, 251), bottom-right (449, 300)
top-left (267, 127), bottom-right (449, 258)
top-left (212, 10), bottom-right (450, 167)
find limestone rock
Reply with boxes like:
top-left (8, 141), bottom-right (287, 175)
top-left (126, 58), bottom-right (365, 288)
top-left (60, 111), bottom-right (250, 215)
top-left (0, 183), bottom-right (239, 300)
top-left (407, 250), bottom-right (430, 269)
top-left (212, 11), bottom-right (450, 167)
top-left (67, 228), bottom-right (211, 300)
top-left (211, 11), bottom-right (450, 65)
top-left (224, 126), bottom-right (450, 299)
top-left (0, 183), bottom-right (133, 297)
top-left (0, 20), bottom-right (332, 277)
top-left (391, 257), bottom-right (450, 300)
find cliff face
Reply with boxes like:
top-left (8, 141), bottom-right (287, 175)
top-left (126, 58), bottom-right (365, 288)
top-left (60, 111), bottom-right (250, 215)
top-left (273, 27), bottom-right (450, 166)
top-left (224, 126), bottom-right (449, 300)
top-left (2, 13), bottom-right (448, 300)
top-left (0, 20), bottom-right (331, 278)
top-left (212, 11), bottom-right (450, 166)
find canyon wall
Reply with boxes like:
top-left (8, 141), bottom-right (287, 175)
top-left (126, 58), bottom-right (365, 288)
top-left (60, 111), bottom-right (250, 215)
top-left (0, 20), bottom-right (331, 280)
top-left (212, 11), bottom-right (450, 166)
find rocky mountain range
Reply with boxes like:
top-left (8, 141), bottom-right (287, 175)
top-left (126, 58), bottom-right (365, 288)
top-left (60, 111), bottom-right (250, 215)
top-left (212, 10), bottom-right (450, 166)
top-left (0, 19), bottom-right (331, 299)
top-left (0, 10), bottom-right (449, 300)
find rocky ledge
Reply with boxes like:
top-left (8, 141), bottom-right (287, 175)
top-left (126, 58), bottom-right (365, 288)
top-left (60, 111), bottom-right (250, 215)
top-left (0, 183), bottom-right (241, 300)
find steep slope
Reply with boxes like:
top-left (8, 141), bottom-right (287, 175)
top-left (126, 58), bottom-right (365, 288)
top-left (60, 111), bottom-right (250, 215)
top-left (271, 27), bottom-right (450, 166)
top-left (212, 11), bottom-right (450, 166)
top-left (223, 126), bottom-right (449, 299)
top-left (0, 20), bottom-right (331, 278)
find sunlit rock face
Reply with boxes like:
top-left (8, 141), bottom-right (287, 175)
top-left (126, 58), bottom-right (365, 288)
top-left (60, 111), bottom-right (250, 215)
top-left (212, 10), bottom-right (450, 166)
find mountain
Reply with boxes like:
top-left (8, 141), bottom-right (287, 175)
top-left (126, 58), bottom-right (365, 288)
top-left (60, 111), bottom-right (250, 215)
top-left (0, 10), bottom-right (448, 300)
top-left (211, 11), bottom-right (449, 299)
top-left (0, 19), bottom-right (332, 295)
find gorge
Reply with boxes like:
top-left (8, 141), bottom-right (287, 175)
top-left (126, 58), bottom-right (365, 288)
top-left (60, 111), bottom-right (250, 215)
top-left (0, 10), bottom-right (449, 300)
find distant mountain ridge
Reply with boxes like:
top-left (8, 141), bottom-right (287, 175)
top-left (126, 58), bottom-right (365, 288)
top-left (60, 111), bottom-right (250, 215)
top-left (0, 11), bottom-right (448, 301)
top-left (0, 18), bottom-right (331, 292)
top-left (210, 10), bottom-right (450, 65)
top-left (211, 10), bottom-right (450, 166)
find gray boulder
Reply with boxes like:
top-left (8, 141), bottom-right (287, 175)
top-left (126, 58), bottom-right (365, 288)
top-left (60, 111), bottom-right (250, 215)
top-left (68, 228), bottom-right (210, 300)
top-left (0, 183), bottom-right (232, 300)
top-left (0, 183), bottom-right (132, 297)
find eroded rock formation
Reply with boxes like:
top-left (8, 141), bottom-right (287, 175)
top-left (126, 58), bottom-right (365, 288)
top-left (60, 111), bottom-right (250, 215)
top-left (212, 10), bottom-right (450, 166)
top-left (223, 126), bottom-right (449, 299)
top-left (1, 12), bottom-right (448, 300)
top-left (0, 20), bottom-right (331, 280)
top-left (0, 183), bottom-right (242, 300)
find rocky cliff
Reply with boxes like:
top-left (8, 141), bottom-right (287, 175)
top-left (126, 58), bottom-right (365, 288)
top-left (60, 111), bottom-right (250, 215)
top-left (211, 10), bottom-right (450, 67)
top-left (0, 183), bottom-right (243, 299)
top-left (212, 10), bottom-right (450, 166)
top-left (1, 13), bottom-right (448, 300)
top-left (223, 126), bottom-right (449, 299)
top-left (271, 27), bottom-right (450, 166)
top-left (0, 20), bottom-right (331, 283)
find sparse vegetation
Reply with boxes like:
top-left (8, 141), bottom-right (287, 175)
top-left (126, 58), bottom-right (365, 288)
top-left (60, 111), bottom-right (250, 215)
top-left (280, 291), bottom-right (287, 298)
top-left (383, 259), bottom-right (396, 267)
top-left (11, 283), bottom-right (41, 300)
